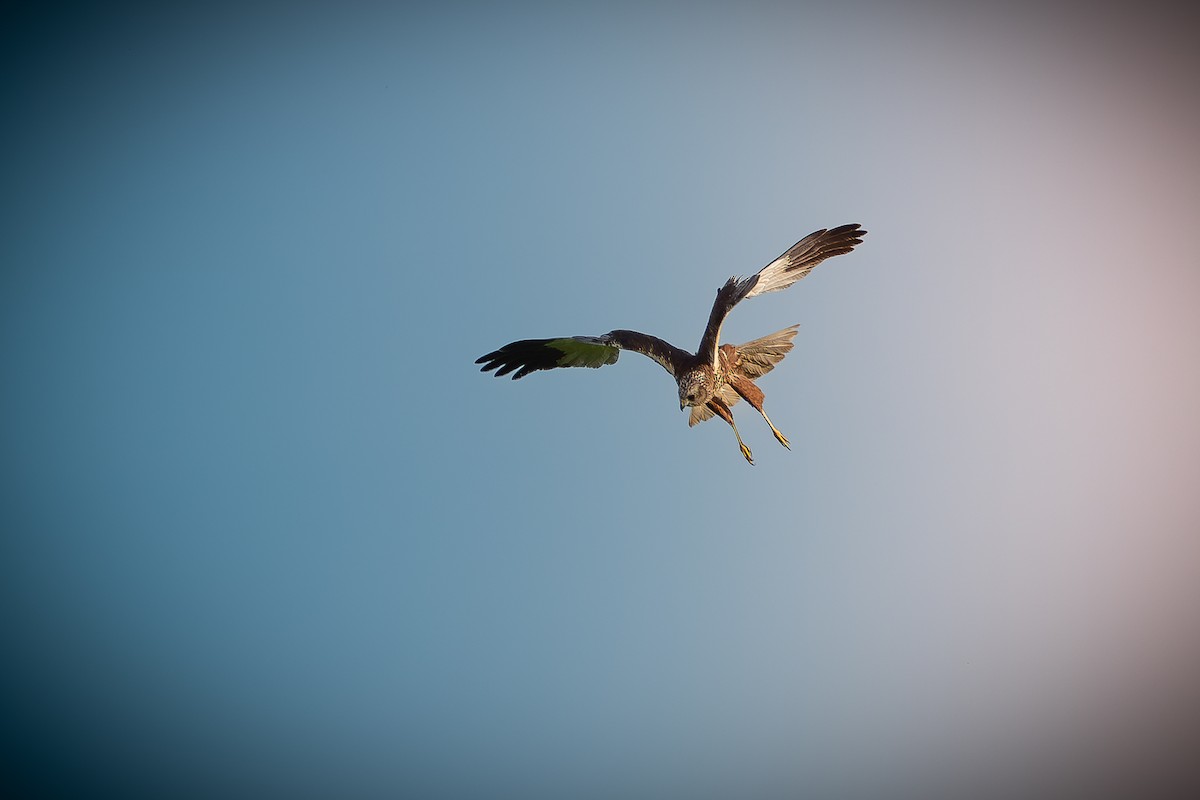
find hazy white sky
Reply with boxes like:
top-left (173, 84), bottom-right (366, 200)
top-left (3, 2), bottom-right (1198, 797)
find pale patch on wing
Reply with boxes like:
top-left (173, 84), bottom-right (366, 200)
top-left (548, 337), bottom-right (621, 369)
top-left (688, 384), bottom-right (741, 426)
top-left (744, 224), bottom-right (865, 298)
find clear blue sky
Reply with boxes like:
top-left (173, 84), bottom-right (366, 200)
top-left (3, 2), bottom-right (1198, 797)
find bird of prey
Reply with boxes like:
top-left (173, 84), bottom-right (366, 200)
top-left (476, 223), bottom-right (867, 464)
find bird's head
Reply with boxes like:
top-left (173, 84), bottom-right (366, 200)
top-left (678, 371), bottom-right (710, 410)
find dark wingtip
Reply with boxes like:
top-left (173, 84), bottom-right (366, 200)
top-left (476, 352), bottom-right (515, 378)
top-left (476, 353), bottom-right (500, 374)
top-left (476, 339), bottom-right (559, 379)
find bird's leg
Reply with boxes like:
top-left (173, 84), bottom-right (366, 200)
top-left (707, 397), bottom-right (753, 465)
top-left (762, 409), bottom-right (790, 450)
top-left (730, 375), bottom-right (789, 450)
top-left (729, 418), bottom-right (754, 464)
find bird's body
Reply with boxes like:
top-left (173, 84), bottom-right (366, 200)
top-left (476, 224), bottom-right (867, 464)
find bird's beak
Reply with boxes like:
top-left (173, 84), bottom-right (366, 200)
top-left (680, 399), bottom-right (687, 411)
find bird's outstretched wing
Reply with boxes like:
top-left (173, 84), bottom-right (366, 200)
top-left (476, 329), bottom-right (690, 380)
top-left (742, 223), bottom-right (866, 298)
top-left (696, 224), bottom-right (866, 367)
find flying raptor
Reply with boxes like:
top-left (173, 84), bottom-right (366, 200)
top-left (476, 223), bottom-right (867, 464)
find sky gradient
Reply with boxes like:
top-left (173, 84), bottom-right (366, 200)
top-left (3, 2), bottom-right (1199, 798)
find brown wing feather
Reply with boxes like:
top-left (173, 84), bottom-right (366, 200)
top-left (736, 325), bottom-right (800, 378)
top-left (604, 329), bottom-right (692, 378)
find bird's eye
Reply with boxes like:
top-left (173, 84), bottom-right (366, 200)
top-left (687, 394), bottom-right (695, 401)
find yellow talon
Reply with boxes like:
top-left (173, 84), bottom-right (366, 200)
top-left (740, 443), bottom-right (755, 465)
top-left (773, 428), bottom-right (790, 449)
